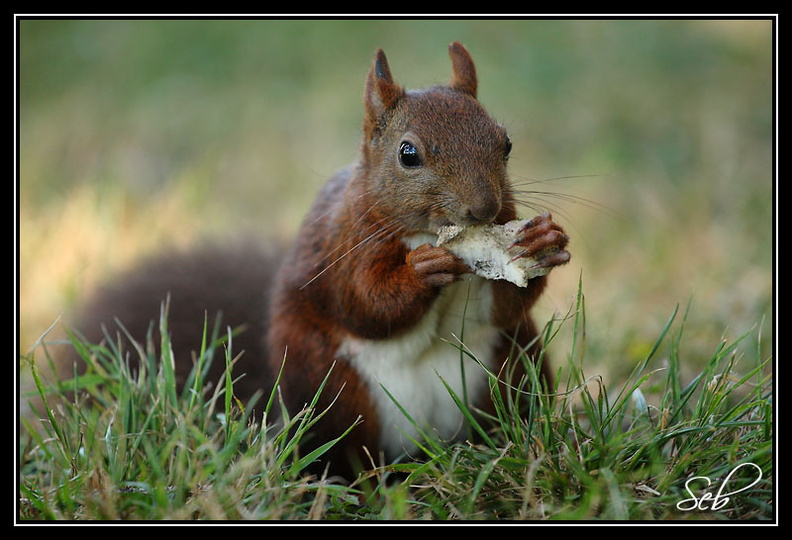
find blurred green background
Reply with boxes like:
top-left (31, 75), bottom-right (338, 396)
top-left (18, 19), bottom-right (774, 382)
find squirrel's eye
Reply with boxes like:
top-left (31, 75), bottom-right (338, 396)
top-left (398, 141), bottom-right (422, 168)
top-left (504, 137), bottom-right (513, 159)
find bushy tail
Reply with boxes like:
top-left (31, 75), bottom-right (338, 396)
top-left (59, 240), bottom-right (281, 405)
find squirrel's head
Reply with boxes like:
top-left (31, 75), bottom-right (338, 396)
top-left (360, 42), bottom-right (514, 235)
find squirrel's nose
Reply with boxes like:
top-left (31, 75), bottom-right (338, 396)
top-left (465, 198), bottom-right (501, 224)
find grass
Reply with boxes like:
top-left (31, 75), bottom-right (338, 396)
top-left (18, 281), bottom-right (773, 521)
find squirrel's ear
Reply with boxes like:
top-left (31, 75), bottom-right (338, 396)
top-left (448, 41), bottom-right (477, 99)
top-left (364, 49), bottom-right (404, 120)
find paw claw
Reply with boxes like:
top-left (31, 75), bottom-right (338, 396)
top-left (510, 213), bottom-right (570, 269)
top-left (408, 245), bottom-right (471, 288)
top-left (529, 249), bottom-right (571, 270)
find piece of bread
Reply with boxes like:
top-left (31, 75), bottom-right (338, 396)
top-left (437, 219), bottom-right (551, 287)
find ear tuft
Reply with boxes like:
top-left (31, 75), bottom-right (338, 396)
top-left (448, 41), bottom-right (477, 99)
top-left (364, 48), bottom-right (404, 115)
top-left (374, 49), bottom-right (390, 80)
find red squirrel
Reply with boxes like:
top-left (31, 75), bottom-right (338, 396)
top-left (68, 42), bottom-right (570, 478)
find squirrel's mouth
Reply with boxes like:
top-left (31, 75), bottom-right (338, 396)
top-left (432, 216), bottom-right (497, 234)
top-left (401, 231), bottom-right (440, 250)
top-left (401, 220), bottom-right (465, 249)
top-left (414, 206), bottom-right (500, 239)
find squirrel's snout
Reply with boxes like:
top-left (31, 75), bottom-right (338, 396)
top-left (463, 195), bottom-right (501, 225)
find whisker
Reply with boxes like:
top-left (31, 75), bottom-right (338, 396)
top-left (299, 227), bottom-right (386, 291)
top-left (299, 214), bottom-right (404, 290)
top-left (301, 184), bottom-right (381, 230)
top-left (510, 192), bottom-right (571, 215)
top-left (510, 173), bottom-right (609, 188)
top-left (515, 189), bottom-right (622, 221)
top-left (507, 172), bottom-right (622, 221)
top-left (311, 198), bottom-right (383, 268)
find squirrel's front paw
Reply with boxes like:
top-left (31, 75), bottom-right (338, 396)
top-left (407, 244), bottom-right (471, 288)
top-left (508, 212), bottom-right (570, 270)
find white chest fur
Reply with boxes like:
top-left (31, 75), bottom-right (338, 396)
top-left (338, 273), bottom-right (500, 460)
